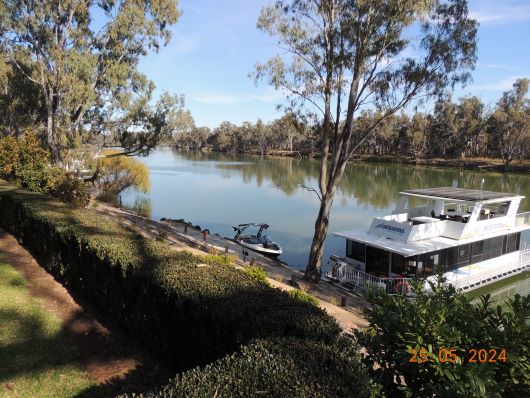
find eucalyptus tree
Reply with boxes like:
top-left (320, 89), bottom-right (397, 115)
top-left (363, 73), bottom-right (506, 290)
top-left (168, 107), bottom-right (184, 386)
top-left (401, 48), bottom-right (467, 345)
top-left (0, 0), bottom-right (181, 162)
top-left (255, 0), bottom-right (477, 281)
top-left (487, 78), bottom-right (530, 164)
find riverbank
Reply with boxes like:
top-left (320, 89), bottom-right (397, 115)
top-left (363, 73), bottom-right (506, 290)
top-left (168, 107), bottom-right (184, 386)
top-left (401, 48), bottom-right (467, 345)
top-left (95, 201), bottom-right (368, 331)
top-left (196, 147), bottom-right (530, 174)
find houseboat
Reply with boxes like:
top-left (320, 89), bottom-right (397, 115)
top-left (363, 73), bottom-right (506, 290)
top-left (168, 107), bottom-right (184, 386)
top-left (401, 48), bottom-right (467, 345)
top-left (325, 187), bottom-right (530, 294)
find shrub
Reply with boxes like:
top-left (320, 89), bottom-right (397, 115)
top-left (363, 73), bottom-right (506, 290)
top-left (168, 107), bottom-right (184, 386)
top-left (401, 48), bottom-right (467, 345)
top-left (50, 173), bottom-right (91, 207)
top-left (289, 288), bottom-right (319, 306)
top-left (355, 279), bottom-right (530, 397)
top-left (0, 133), bottom-right (90, 206)
top-left (202, 253), bottom-right (234, 267)
top-left (244, 265), bottom-right (271, 287)
top-left (0, 183), bottom-right (341, 372)
top-left (137, 337), bottom-right (377, 398)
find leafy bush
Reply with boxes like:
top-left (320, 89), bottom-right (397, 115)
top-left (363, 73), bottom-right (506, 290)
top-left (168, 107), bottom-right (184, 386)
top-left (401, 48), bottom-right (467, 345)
top-left (202, 253), bottom-right (234, 266)
top-left (95, 149), bottom-right (150, 194)
top-left (289, 288), bottom-right (319, 307)
top-left (0, 183), bottom-right (341, 373)
top-left (0, 134), bottom-right (90, 206)
top-left (0, 133), bottom-right (54, 192)
top-left (244, 265), bottom-right (271, 287)
top-left (137, 337), bottom-right (377, 398)
top-left (355, 278), bottom-right (530, 397)
top-left (51, 173), bottom-right (91, 207)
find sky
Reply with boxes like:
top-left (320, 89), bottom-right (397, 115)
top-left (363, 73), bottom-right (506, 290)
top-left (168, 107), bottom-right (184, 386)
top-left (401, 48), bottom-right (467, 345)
top-left (137, 0), bottom-right (530, 129)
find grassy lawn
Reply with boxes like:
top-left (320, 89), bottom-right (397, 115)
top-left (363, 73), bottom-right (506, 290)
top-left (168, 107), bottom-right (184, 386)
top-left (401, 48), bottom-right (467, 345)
top-left (0, 257), bottom-right (99, 398)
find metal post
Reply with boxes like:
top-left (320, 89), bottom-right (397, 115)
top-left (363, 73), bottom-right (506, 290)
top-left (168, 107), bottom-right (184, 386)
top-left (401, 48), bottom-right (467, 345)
top-left (184, 225), bottom-right (188, 233)
top-left (243, 250), bottom-right (247, 263)
top-left (225, 245), bottom-right (228, 254)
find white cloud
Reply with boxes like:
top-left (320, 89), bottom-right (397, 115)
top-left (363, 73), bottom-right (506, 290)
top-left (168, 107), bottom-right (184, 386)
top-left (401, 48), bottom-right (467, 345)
top-left (470, 2), bottom-right (530, 25)
top-left (469, 76), bottom-right (525, 92)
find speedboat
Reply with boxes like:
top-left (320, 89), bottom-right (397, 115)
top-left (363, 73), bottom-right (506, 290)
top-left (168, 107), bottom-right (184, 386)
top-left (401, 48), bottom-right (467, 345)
top-left (232, 223), bottom-right (283, 257)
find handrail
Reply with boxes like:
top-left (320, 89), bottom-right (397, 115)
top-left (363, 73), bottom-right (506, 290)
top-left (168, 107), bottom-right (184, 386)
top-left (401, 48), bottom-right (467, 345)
top-left (327, 260), bottom-right (412, 295)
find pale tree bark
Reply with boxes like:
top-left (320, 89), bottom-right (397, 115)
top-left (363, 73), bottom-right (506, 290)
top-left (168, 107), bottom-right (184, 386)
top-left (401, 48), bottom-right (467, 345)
top-left (256, 0), bottom-right (477, 282)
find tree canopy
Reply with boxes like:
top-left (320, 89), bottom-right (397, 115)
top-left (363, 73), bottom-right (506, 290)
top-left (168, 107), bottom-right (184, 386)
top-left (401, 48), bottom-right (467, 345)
top-left (255, 0), bottom-right (478, 280)
top-left (0, 0), bottom-right (182, 162)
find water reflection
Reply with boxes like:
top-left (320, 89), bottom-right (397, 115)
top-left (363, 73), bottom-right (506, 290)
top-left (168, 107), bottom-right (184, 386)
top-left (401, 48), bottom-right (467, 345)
top-left (122, 148), bottom-right (530, 270)
top-left (171, 150), bottom-right (530, 211)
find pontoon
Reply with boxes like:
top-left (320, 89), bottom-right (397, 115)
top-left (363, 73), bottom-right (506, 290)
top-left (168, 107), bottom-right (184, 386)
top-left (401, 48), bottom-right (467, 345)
top-left (231, 223), bottom-right (283, 257)
top-left (325, 187), bottom-right (530, 294)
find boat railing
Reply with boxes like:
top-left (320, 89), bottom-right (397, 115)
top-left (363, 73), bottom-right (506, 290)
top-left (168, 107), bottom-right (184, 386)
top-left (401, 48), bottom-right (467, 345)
top-left (451, 247), bottom-right (530, 290)
top-left (327, 258), bottom-right (413, 295)
top-left (516, 211), bottom-right (530, 227)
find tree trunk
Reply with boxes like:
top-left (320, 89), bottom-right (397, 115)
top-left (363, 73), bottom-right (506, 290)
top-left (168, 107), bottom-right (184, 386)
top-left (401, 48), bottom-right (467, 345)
top-left (305, 192), bottom-right (335, 282)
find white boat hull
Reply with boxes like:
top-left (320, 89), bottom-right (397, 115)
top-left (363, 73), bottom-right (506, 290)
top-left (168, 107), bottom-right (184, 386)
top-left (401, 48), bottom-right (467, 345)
top-left (238, 240), bottom-right (282, 257)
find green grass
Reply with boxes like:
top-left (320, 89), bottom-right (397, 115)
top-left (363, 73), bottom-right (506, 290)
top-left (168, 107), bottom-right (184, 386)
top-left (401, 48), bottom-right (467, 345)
top-left (0, 257), bottom-right (98, 398)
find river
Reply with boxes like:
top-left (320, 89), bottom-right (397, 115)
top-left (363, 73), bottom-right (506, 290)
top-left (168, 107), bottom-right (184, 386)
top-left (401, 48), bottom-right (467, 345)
top-left (120, 148), bottom-right (530, 301)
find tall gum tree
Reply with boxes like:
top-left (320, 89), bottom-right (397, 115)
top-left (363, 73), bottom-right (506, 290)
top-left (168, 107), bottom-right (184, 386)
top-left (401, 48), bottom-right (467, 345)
top-left (255, 0), bottom-right (477, 281)
top-left (0, 0), bottom-right (181, 162)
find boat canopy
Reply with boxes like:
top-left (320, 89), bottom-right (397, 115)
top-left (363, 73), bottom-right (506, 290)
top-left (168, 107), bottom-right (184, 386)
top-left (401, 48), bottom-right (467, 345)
top-left (400, 187), bottom-right (523, 204)
top-left (333, 225), bottom-right (529, 257)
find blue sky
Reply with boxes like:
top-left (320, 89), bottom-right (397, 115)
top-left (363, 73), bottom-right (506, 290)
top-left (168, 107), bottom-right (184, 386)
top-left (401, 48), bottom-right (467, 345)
top-left (138, 0), bottom-right (530, 128)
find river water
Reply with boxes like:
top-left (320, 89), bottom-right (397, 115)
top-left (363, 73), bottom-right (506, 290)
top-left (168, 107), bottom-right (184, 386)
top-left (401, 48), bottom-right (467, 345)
top-left (121, 148), bottom-right (530, 301)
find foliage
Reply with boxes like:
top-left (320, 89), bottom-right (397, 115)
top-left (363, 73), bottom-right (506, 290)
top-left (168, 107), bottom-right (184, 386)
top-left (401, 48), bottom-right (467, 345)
top-left (487, 78), bottom-right (530, 164)
top-left (137, 337), bottom-right (378, 398)
top-left (96, 149), bottom-right (150, 195)
top-left (254, 0), bottom-right (478, 280)
top-left (172, 82), bottom-right (530, 161)
top-left (0, 0), bottom-right (182, 162)
top-left (289, 289), bottom-right (319, 307)
top-left (0, 261), bottom-right (99, 397)
top-left (202, 254), bottom-right (235, 267)
top-left (354, 278), bottom-right (530, 397)
top-left (244, 265), bottom-right (271, 287)
top-left (0, 183), bottom-right (341, 373)
top-left (0, 133), bottom-right (91, 206)
top-left (52, 174), bottom-right (92, 207)
top-left (0, 133), bottom-right (53, 192)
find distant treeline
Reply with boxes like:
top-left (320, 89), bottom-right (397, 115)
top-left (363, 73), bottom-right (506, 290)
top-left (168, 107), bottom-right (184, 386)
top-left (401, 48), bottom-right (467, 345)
top-left (173, 79), bottom-right (530, 164)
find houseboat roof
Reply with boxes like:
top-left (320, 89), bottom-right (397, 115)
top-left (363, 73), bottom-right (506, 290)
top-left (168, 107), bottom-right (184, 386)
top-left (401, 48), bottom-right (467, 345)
top-left (401, 187), bottom-right (523, 203)
top-left (333, 224), bottom-right (529, 257)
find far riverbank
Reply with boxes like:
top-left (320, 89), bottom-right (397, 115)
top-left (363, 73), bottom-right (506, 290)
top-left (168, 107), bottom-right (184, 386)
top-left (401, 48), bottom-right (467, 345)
top-left (184, 147), bottom-right (530, 174)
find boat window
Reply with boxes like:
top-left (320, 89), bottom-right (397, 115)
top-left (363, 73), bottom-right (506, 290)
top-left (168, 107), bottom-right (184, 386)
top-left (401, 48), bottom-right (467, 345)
top-left (416, 255), bottom-right (424, 277)
top-left (365, 246), bottom-right (390, 277)
top-left (472, 240), bottom-right (484, 255)
top-left (391, 253), bottom-right (405, 275)
top-left (456, 244), bottom-right (470, 267)
top-left (471, 240), bottom-right (484, 263)
top-left (446, 246), bottom-right (459, 270)
top-left (483, 236), bottom-right (503, 261)
top-left (346, 240), bottom-right (366, 262)
top-left (404, 258), bottom-right (417, 277)
top-left (424, 251), bottom-right (442, 276)
top-left (503, 233), bottom-right (520, 254)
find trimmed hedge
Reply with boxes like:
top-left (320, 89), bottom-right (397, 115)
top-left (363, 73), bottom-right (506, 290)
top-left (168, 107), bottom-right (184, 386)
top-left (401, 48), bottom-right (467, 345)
top-left (138, 338), bottom-right (376, 398)
top-left (0, 182), bottom-right (340, 371)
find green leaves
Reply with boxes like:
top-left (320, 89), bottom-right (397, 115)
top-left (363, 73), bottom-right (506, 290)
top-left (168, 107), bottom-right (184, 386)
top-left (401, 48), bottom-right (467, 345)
top-left (0, 183), bottom-right (342, 375)
top-left (0, 0), bottom-right (182, 161)
top-left (355, 277), bottom-right (530, 396)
